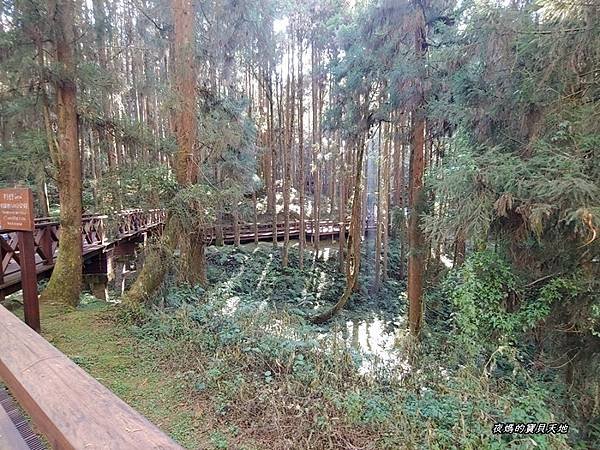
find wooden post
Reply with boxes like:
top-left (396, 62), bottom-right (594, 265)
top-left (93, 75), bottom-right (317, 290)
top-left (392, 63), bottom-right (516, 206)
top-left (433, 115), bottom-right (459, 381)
top-left (18, 231), bottom-right (39, 332)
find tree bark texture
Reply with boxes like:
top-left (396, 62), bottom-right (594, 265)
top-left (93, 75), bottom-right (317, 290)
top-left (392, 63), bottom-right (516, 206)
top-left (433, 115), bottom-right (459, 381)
top-left (40, 0), bottom-right (83, 308)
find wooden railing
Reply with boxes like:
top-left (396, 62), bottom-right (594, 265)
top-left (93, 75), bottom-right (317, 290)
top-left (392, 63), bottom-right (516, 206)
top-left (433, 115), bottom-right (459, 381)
top-left (205, 219), bottom-right (352, 243)
top-left (0, 304), bottom-right (182, 449)
top-left (0, 210), bottom-right (166, 287)
top-left (1, 209), bottom-right (370, 286)
top-left (115, 209), bottom-right (166, 237)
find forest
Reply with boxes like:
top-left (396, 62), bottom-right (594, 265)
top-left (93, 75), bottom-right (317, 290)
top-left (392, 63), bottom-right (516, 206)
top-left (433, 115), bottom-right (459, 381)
top-left (0, 0), bottom-right (599, 448)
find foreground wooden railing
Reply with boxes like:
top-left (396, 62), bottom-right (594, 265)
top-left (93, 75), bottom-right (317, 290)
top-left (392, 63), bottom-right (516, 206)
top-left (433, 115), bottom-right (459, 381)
top-left (0, 304), bottom-right (183, 449)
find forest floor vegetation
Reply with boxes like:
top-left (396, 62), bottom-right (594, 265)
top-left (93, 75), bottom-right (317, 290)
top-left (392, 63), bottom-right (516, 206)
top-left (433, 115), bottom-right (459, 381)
top-left (6, 243), bottom-right (588, 449)
top-left (4, 243), bottom-right (594, 449)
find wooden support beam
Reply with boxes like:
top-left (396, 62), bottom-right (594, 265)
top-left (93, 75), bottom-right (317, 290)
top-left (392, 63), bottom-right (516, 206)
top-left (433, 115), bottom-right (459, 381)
top-left (0, 305), bottom-right (183, 450)
top-left (85, 274), bottom-right (108, 301)
top-left (113, 241), bottom-right (138, 258)
top-left (17, 231), bottom-right (40, 333)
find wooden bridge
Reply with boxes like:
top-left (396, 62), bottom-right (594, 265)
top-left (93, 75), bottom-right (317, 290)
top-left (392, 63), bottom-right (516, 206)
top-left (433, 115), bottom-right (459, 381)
top-left (1, 210), bottom-right (355, 299)
top-left (0, 210), bottom-right (166, 298)
top-left (0, 209), bottom-right (360, 300)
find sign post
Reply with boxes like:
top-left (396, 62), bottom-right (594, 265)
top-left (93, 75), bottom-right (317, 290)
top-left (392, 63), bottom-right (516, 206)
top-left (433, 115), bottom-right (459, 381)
top-left (0, 188), bottom-right (40, 332)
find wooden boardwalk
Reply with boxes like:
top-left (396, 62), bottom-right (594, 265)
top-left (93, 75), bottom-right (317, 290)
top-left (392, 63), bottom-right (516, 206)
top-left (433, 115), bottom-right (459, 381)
top-left (1, 210), bottom-right (365, 297)
top-left (214, 219), bottom-right (351, 245)
top-left (0, 210), bottom-right (166, 297)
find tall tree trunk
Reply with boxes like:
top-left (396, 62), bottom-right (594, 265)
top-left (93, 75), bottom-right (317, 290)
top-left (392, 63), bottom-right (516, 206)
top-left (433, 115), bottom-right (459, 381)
top-left (373, 123), bottom-right (383, 291)
top-left (268, 71), bottom-right (278, 249)
top-left (263, 71), bottom-right (275, 221)
top-left (36, 172), bottom-right (50, 217)
top-left (297, 30), bottom-right (306, 269)
top-left (172, 0), bottom-right (205, 284)
top-left (253, 191), bottom-right (259, 245)
top-left (408, 115), bottom-right (426, 335)
top-left (172, 0), bottom-right (198, 186)
top-left (125, 0), bottom-right (204, 304)
top-left (41, 0), bottom-right (83, 307)
top-left (407, 0), bottom-right (427, 336)
top-left (338, 133), bottom-right (345, 272)
top-left (393, 115), bottom-right (403, 208)
top-left (453, 230), bottom-right (466, 268)
top-left (311, 40), bottom-right (320, 258)
top-left (395, 118), bottom-right (407, 280)
top-left (382, 122), bottom-right (391, 281)
top-left (282, 32), bottom-right (296, 268)
top-left (215, 167), bottom-right (224, 246)
top-left (233, 207), bottom-right (240, 248)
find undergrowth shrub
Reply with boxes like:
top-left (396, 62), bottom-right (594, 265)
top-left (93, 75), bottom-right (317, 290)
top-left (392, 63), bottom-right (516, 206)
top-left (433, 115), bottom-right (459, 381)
top-left (113, 245), bottom-right (576, 449)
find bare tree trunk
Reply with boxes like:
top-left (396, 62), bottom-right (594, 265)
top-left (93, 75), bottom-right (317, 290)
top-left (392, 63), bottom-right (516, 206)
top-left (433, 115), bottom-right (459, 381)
top-left (373, 123), bottom-right (383, 291)
top-left (407, 0), bottom-right (427, 335)
top-left (395, 118), bottom-right (407, 280)
top-left (233, 207), bottom-right (240, 248)
top-left (253, 191), bottom-right (259, 245)
top-left (338, 133), bottom-right (345, 272)
top-left (172, 0), bottom-right (198, 186)
top-left (269, 71), bottom-right (278, 249)
top-left (172, 0), bottom-right (205, 284)
top-left (263, 72), bottom-right (275, 218)
top-left (40, 0), bottom-right (83, 307)
top-left (382, 122), bottom-right (391, 281)
top-left (311, 40), bottom-right (320, 258)
top-left (297, 30), bottom-right (306, 269)
top-left (37, 173), bottom-right (50, 217)
top-left (453, 230), bottom-right (466, 268)
top-left (408, 113), bottom-right (425, 335)
top-left (407, 0), bottom-right (429, 336)
top-left (215, 168), bottom-right (224, 245)
top-left (393, 115), bottom-right (402, 208)
top-left (282, 42), bottom-right (293, 267)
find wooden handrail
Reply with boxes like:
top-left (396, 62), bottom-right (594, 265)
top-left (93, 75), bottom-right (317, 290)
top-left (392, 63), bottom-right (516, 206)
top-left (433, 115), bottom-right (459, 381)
top-left (0, 305), bottom-right (183, 450)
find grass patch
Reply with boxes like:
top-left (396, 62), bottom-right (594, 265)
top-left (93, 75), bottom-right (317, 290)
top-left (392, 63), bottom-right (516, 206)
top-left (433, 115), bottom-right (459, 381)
top-left (32, 298), bottom-right (202, 448)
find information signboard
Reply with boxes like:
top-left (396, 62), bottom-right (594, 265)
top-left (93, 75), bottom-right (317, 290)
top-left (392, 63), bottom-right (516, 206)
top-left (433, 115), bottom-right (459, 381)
top-left (0, 188), bottom-right (34, 231)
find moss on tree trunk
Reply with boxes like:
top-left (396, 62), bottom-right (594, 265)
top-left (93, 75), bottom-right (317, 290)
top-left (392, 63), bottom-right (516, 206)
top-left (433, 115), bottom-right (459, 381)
top-left (40, 0), bottom-right (82, 307)
top-left (124, 245), bottom-right (170, 305)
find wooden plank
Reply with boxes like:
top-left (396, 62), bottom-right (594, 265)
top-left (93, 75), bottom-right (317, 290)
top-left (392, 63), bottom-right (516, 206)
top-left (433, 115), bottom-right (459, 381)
top-left (0, 397), bottom-right (30, 450)
top-left (0, 305), bottom-right (183, 450)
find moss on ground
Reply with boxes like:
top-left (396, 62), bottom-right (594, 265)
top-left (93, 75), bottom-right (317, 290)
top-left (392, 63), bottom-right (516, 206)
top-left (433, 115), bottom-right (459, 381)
top-left (35, 298), bottom-right (202, 448)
